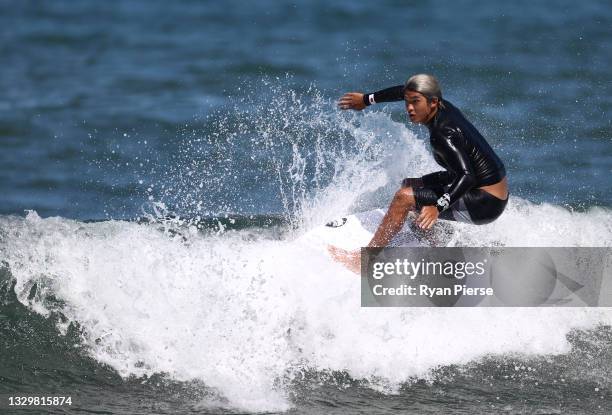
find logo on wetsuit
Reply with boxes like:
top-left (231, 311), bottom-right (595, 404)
top-left (436, 193), bottom-right (451, 211)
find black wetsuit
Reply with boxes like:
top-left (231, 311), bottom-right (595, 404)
top-left (364, 85), bottom-right (508, 225)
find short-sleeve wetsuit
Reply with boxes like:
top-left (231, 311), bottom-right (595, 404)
top-left (364, 85), bottom-right (508, 225)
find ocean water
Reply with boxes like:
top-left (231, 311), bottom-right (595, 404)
top-left (1, 1), bottom-right (612, 414)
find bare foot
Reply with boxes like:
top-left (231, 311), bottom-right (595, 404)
top-left (327, 245), bottom-right (361, 274)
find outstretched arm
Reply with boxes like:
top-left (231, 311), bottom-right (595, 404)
top-left (338, 85), bottom-right (404, 110)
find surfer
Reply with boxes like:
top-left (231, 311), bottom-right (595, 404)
top-left (329, 74), bottom-right (508, 272)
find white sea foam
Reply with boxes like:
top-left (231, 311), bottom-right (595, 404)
top-left (1, 106), bottom-right (611, 411)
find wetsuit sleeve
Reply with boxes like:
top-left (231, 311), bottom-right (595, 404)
top-left (362, 85), bottom-right (404, 106)
top-left (420, 171), bottom-right (454, 187)
top-left (433, 128), bottom-right (477, 212)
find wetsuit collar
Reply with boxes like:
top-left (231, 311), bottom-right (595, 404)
top-left (425, 106), bottom-right (440, 131)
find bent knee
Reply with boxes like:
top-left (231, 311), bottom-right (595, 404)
top-left (392, 187), bottom-right (416, 207)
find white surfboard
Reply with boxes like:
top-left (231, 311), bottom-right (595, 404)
top-left (298, 208), bottom-right (445, 251)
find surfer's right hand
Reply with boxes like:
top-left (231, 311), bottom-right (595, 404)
top-left (338, 92), bottom-right (366, 111)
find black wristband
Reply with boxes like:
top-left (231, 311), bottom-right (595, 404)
top-left (363, 93), bottom-right (371, 107)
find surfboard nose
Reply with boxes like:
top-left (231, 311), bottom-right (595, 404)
top-left (325, 217), bottom-right (347, 228)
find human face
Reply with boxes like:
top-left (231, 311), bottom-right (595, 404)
top-left (404, 90), bottom-right (438, 124)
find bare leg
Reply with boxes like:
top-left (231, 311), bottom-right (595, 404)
top-left (327, 186), bottom-right (416, 274)
top-left (368, 187), bottom-right (417, 247)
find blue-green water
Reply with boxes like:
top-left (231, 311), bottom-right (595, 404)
top-left (1, 1), bottom-right (612, 414)
top-left (1, 0), bottom-right (610, 219)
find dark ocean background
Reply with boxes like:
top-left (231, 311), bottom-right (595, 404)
top-left (1, 1), bottom-right (612, 414)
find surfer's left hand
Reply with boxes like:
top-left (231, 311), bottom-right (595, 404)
top-left (416, 206), bottom-right (439, 230)
top-left (327, 245), bottom-right (361, 274)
